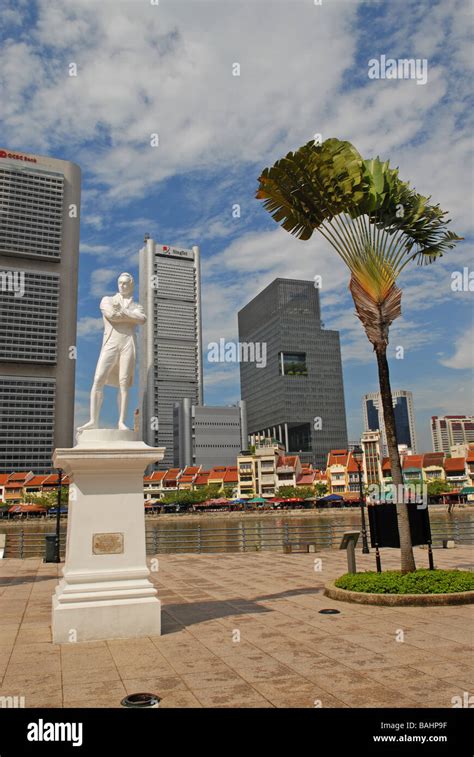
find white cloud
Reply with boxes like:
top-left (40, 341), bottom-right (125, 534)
top-left (1, 0), bottom-right (360, 202)
top-left (1, 0), bottom-right (470, 237)
top-left (76, 316), bottom-right (103, 338)
top-left (90, 268), bottom-right (118, 297)
top-left (439, 324), bottom-right (474, 370)
top-left (80, 243), bottom-right (110, 255)
top-left (73, 388), bottom-right (91, 428)
top-left (200, 226), bottom-right (349, 346)
top-left (82, 215), bottom-right (104, 230)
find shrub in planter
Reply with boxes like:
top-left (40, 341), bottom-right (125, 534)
top-left (334, 569), bottom-right (474, 595)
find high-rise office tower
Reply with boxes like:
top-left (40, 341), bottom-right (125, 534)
top-left (0, 148), bottom-right (80, 474)
top-left (139, 238), bottom-right (203, 468)
top-left (363, 389), bottom-right (417, 454)
top-left (238, 278), bottom-right (348, 470)
top-left (431, 415), bottom-right (474, 453)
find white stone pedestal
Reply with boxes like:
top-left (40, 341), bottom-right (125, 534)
top-left (51, 429), bottom-right (164, 643)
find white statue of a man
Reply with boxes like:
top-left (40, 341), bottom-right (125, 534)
top-left (78, 272), bottom-right (146, 432)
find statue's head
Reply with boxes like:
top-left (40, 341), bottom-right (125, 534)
top-left (118, 272), bottom-right (134, 296)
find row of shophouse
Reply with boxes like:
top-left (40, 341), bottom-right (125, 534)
top-left (326, 433), bottom-right (474, 500)
top-left (0, 471), bottom-right (71, 505)
top-left (1, 434), bottom-right (473, 504)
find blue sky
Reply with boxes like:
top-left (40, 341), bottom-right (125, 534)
top-left (1, 0), bottom-right (473, 453)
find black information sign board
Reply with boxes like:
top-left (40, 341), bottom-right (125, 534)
top-left (368, 502), bottom-right (432, 548)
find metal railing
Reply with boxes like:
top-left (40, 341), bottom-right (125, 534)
top-left (146, 523), bottom-right (339, 554)
top-left (1, 519), bottom-right (473, 558)
top-left (3, 530), bottom-right (66, 559)
top-left (429, 521), bottom-right (474, 545)
top-left (145, 519), bottom-right (474, 555)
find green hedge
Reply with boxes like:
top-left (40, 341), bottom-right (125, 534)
top-left (334, 569), bottom-right (474, 594)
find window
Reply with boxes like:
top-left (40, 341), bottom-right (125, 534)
top-left (279, 351), bottom-right (308, 376)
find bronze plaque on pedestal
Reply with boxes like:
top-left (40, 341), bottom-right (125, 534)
top-left (92, 532), bottom-right (124, 555)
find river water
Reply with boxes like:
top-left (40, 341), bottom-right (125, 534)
top-left (2, 508), bottom-right (473, 556)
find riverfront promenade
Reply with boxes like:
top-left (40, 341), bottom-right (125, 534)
top-left (0, 547), bottom-right (472, 708)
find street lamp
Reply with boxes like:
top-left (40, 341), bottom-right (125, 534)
top-left (352, 445), bottom-right (369, 554)
top-left (54, 468), bottom-right (63, 563)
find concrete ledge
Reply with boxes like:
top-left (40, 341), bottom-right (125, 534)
top-left (324, 580), bottom-right (474, 606)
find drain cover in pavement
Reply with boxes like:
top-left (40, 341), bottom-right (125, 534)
top-left (121, 693), bottom-right (161, 708)
top-left (319, 609), bottom-right (340, 614)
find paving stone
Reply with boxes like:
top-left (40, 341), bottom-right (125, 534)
top-left (0, 547), bottom-right (471, 708)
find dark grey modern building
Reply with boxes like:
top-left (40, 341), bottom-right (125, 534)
top-left (0, 148), bottom-right (81, 473)
top-left (238, 278), bottom-right (347, 469)
top-left (173, 399), bottom-right (247, 468)
top-left (139, 238), bottom-right (203, 468)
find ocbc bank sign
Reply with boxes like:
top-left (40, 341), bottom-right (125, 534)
top-left (0, 149), bottom-right (37, 163)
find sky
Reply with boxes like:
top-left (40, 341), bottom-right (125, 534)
top-left (1, 0), bottom-right (473, 453)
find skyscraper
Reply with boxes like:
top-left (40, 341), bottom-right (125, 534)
top-left (238, 278), bottom-right (348, 469)
top-left (173, 399), bottom-right (248, 468)
top-left (0, 148), bottom-right (81, 474)
top-left (431, 415), bottom-right (474, 453)
top-left (139, 238), bottom-right (202, 468)
top-left (363, 389), bottom-right (417, 454)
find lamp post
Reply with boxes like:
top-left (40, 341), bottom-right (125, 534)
top-left (352, 446), bottom-right (369, 554)
top-left (54, 468), bottom-right (63, 563)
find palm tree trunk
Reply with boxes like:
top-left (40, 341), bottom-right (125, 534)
top-left (375, 346), bottom-right (416, 573)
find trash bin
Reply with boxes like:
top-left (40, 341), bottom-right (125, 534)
top-left (44, 534), bottom-right (57, 563)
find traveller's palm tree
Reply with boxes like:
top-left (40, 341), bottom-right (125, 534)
top-left (256, 138), bottom-right (461, 573)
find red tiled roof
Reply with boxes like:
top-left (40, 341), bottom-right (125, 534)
top-left (208, 470), bottom-right (226, 480)
top-left (277, 455), bottom-right (298, 468)
top-left (163, 468), bottom-right (180, 482)
top-left (467, 451), bottom-right (474, 463)
top-left (7, 472), bottom-right (33, 482)
top-left (402, 455), bottom-right (423, 470)
top-left (327, 450), bottom-right (348, 467)
top-left (223, 469), bottom-right (238, 483)
top-left (444, 457), bottom-right (466, 472)
top-left (24, 476), bottom-right (48, 487)
top-left (144, 471), bottom-right (165, 483)
top-left (0, 474), bottom-right (10, 485)
top-left (194, 472), bottom-right (210, 485)
top-left (382, 457), bottom-right (391, 471)
top-left (183, 466), bottom-right (201, 475)
top-left (42, 473), bottom-right (70, 485)
top-left (179, 475), bottom-right (195, 483)
top-left (346, 454), bottom-right (359, 473)
top-left (422, 453), bottom-right (444, 468)
top-left (296, 473), bottom-right (316, 485)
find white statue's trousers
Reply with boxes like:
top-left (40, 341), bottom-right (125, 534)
top-left (94, 332), bottom-right (135, 387)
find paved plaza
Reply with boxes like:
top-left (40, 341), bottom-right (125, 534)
top-left (0, 546), bottom-right (472, 708)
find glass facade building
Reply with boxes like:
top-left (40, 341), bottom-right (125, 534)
top-left (238, 278), bottom-right (348, 470)
top-left (363, 389), bottom-right (417, 454)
